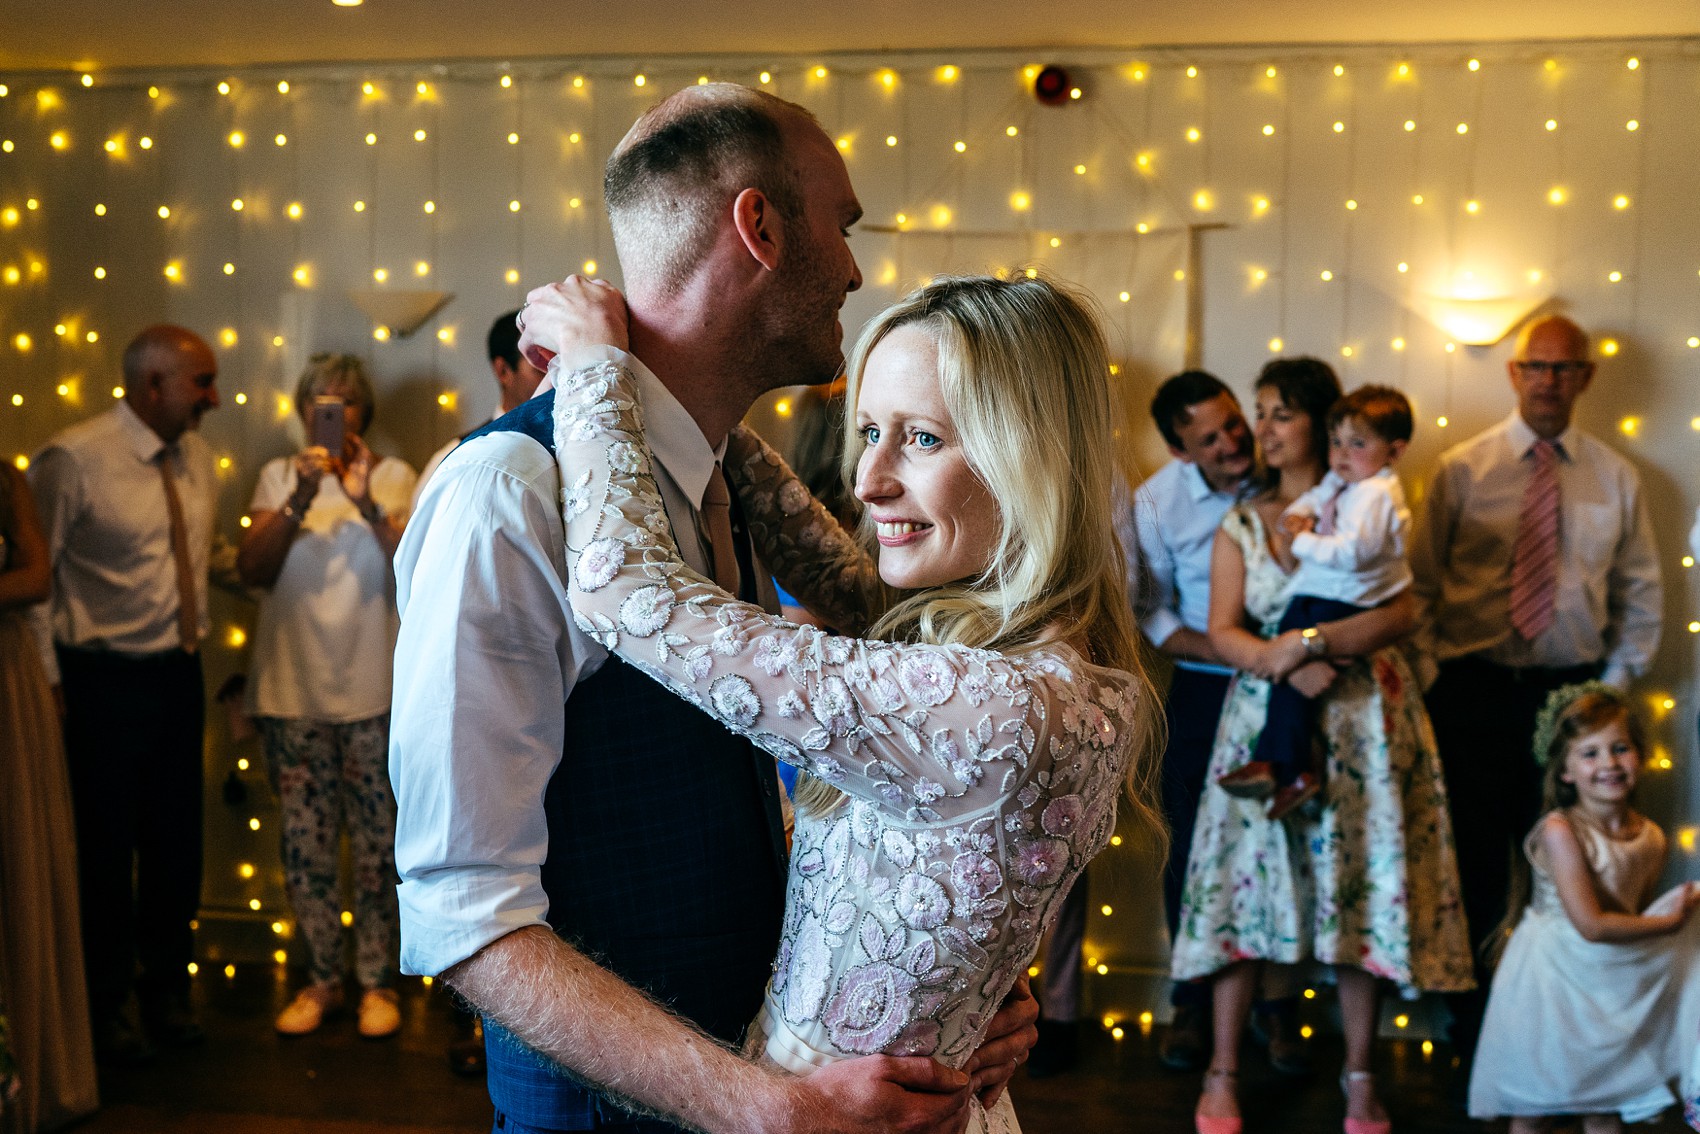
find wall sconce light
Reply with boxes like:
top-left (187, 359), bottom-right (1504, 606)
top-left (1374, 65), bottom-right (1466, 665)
top-left (1414, 294), bottom-right (1549, 347)
top-left (348, 289), bottom-right (454, 337)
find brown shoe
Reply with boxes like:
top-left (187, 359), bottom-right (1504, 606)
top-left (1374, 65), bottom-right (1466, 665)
top-left (1267, 773), bottom-right (1322, 821)
top-left (1217, 762), bottom-right (1276, 799)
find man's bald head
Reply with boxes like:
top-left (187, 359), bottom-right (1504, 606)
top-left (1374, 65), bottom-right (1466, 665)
top-left (603, 84), bottom-right (820, 299)
top-left (1509, 314), bottom-right (1594, 439)
top-left (123, 324), bottom-right (220, 443)
top-left (1513, 314), bottom-right (1589, 360)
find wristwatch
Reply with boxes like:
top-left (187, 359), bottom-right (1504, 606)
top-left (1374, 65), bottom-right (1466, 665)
top-left (1300, 626), bottom-right (1329, 659)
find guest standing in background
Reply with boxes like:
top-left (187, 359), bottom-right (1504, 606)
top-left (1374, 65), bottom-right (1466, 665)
top-left (236, 353), bottom-right (415, 1040)
top-left (1411, 314), bottom-right (1663, 1057)
top-left (1119, 370), bottom-right (1309, 1077)
top-left (1176, 358), bottom-right (1472, 1134)
top-left (0, 462), bottom-right (98, 1129)
top-left (29, 325), bottom-right (221, 1064)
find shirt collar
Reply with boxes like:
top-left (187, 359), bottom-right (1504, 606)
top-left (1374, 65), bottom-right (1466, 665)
top-left (114, 397), bottom-right (169, 464)
top-left (1181, 460), bottom-right (1248, 504)
top-left (1505, 411), bottom-right (1575, 461)
top-left (535, 346), bottom-right (720, 505)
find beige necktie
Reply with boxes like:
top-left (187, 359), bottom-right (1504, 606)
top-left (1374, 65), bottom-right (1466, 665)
top-left (156, 448), bottom-right (200, 652)
top-left (1509, 438), bottom-right (1560, 641)
top-left (698, 462), bottom-right (742, 595)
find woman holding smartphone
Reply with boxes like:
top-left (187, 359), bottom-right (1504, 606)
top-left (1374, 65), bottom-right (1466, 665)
top-left (236, 353), bottom-right (416, 1039)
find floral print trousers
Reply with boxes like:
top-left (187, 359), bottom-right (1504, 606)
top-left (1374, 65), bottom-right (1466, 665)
top-left (256, 715), bottom-right (398, 990)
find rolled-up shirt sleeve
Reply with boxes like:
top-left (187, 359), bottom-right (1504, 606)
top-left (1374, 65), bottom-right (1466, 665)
top-left (389, 435), bottom-right (586, 976)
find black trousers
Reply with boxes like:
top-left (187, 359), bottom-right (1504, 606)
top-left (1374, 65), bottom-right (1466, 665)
top-left (1424, 653), bottom-right (1599, 1053)
top-left (57, 645), bottom-right (205, 1021)
top-left (1160, 667), bottom-right (1232, 1008)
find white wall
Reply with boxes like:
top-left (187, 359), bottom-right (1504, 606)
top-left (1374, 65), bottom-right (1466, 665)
top-left (3, 40), bottom-right (1696, 1022)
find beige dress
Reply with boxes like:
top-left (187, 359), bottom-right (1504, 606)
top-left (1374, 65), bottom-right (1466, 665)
top-left (0, 466), bottom-right (98, 1133)
top-left (1470, 808), bottom-right (1700, 1122)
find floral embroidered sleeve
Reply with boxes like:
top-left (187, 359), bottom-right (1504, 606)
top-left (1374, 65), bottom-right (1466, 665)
top-left (722, 424), bottom-right (888, 637)
top-left (553, 358), bottom-right (1136, 825)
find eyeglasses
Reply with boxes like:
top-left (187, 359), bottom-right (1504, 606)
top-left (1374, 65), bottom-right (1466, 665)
top-left (1513, 360), bottom-right (1591, 379)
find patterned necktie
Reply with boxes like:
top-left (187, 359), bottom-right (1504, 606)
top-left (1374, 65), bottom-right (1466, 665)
top-left (156, 447), bottom-right (200, 651)
top-left (697, 462), bottom-right (742, 595)
top-left (1509, 438), bottom-right (1560, 641)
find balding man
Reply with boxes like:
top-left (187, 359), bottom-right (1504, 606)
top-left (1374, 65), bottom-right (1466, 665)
top-left (390, 85), bottom-right (1032, 1134)
top-left (1411, 314), bottom-right (1662, 1054)
top-left (30, 325), bottom-right (222, 1063)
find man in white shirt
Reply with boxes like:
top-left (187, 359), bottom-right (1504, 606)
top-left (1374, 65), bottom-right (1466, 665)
top-left (411, 309), bottom-right (547, 508)
top-left (1411, 314), bottom-right (1662, 1054)
top-left (29, 325), bottom-right (222, 1064)
top-left (390, 84), bottom-right (1032, 1134)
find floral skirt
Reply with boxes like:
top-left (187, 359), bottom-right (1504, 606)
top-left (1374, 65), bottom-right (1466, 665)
top-left (1169, 649), bottom-right (1474, 995)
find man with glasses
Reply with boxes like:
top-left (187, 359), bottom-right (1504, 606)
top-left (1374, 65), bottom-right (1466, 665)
top-left (1410, 314), bottom-right (1661, 1058)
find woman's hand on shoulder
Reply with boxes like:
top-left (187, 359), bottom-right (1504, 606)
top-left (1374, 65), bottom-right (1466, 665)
top-left (519, 275), bottom-right (629, 370)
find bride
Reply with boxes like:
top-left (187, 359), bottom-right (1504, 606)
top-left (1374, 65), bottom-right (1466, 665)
top-left (532, 271), bottom-right (1163, 1129)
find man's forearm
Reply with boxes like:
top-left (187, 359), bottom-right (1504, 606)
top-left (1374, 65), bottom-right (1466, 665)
top-left (446, 926), bottom-right (972, 1134)
top-left (1160, 626), bottom-right (1222, 666)
top-left (446, 925), bottom-right (790, 1134)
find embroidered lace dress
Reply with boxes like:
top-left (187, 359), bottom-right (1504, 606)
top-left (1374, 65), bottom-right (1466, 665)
top-left (552, 357), bottom-right (1141, 1130)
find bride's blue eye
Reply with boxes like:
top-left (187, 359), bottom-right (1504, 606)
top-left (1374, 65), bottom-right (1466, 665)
top-left (860, 425), bottom-right (881, 446)
top-left (914, 431), bottom-right (940, 450)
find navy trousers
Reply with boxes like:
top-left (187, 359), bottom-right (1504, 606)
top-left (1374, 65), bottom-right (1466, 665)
top-left (1160, 667), bottom-right (1232, 1008)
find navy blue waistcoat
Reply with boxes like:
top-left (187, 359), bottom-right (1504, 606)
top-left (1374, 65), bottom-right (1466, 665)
top-left (465, 394), bottom-right (788, 1130)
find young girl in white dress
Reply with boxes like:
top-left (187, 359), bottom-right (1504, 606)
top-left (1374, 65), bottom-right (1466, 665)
top-left (532, 273), bottom-right (1164, 1133)
top-left (1469, 683), bottom-right (1700, 1132)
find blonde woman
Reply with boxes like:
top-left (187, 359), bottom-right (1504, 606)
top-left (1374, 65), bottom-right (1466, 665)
top-left (524, 273), bottom-right (1162, 1131)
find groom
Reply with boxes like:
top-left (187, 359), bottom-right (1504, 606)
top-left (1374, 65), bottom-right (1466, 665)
top-left (390, 83), bottom-right (1035, 1134)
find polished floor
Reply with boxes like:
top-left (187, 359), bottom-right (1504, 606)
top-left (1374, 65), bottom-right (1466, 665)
top-left (76, 970), bottom-right (1692, 1133)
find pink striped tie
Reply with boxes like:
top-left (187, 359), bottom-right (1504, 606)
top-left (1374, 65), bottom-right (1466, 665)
top-left (1509, 439), bottom-right (1560, 641)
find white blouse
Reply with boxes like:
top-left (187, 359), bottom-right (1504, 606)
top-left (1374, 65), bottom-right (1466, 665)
top-left (551, 357), bottom-right (1142, 1073)
top-left (246, 454), bottom-right (416, 722)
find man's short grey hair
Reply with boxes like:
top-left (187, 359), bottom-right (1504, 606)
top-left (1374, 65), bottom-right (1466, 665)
top-left (603, 84), bottom-right (815, 297)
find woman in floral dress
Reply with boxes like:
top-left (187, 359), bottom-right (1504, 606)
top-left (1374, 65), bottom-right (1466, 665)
top-left (1175, 358), bottom-right (1473, 1134)
top-left (531, 273), bottom-right (1164, 1133)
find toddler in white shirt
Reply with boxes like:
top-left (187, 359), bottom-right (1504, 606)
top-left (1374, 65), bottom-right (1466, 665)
top-left (1218, 385), bottom-right (1414, 819)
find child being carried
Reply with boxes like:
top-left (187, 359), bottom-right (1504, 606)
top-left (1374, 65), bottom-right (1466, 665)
top-left (1217, 385), bottom-right (1413, 819)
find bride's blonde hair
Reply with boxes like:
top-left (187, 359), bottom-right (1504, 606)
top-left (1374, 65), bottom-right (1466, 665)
top-left (809, 274), bottom-right (1164, 850)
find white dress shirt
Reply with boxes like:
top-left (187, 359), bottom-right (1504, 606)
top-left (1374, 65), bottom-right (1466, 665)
top-left (1117, 458), bottom-right (1247, 677)
top-left (247, 455), bottom-right (417, 722)
top-left (1410, 412), bottom-right (1662, 688)
top-left (28, 400), bottom-right (218, 682)
top-left (1287, 467), bottom-right (1413, 606)
top-left (388, 346), bottom-right (775, 977)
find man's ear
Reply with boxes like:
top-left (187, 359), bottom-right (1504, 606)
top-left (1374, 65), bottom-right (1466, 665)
top-left (732, 187), bottom-right (783, 272)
